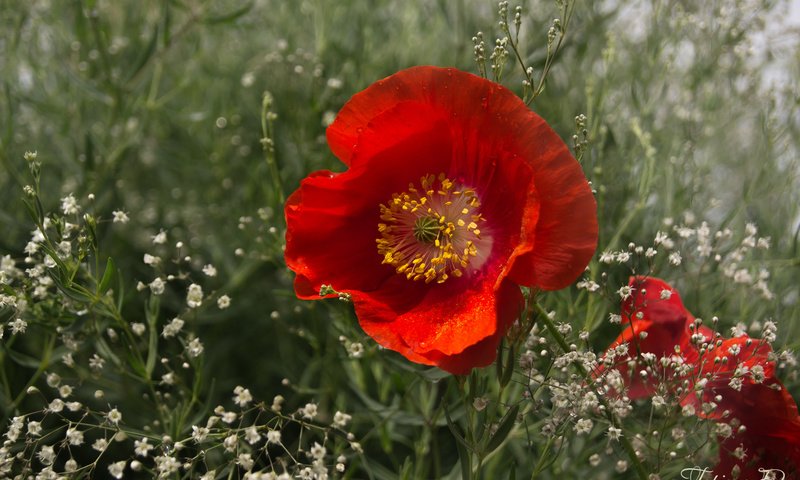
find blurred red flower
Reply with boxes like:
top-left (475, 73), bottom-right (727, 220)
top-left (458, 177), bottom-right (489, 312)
top-left (600, 277), bottom-right (706, 399)
top-left (285, 66), bottom-right (597, 374)
top-left (600, 276), bottom-right (800, 478)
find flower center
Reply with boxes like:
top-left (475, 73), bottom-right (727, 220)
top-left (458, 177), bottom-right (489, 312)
top-left (376, 173), bottom-right (491, 284)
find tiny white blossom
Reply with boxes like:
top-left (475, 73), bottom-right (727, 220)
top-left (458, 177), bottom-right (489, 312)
top-left (223, 433), bottom-right (238, 452)
top-left (89, 353), bottom-right (105, 371)
top-left (668, 251), bottom-right (682, 266)
top-left (302, 402), bottom-right (318, 420)
top-left (108, 460), bottom-right (126, 479)
top-left (574, 418), bottom-right (593, 435)
top-left (347, 342), bottom-right (364, 358)
top-left (660, 289), bottom-right (672, 300)
top-left (238, 453), bottom-right (254, 471)
top-left (309, 442), bottom-right (326, 460)
top-left (333, 411), bottom-right (352, 428)
top-left (149, 277), bottom-right (166, 295)
top-left (27, 420), bottom-right (42, 436)
top-left (192, 426), bottom-right (209, 443)
top-left (107, 408), bottom-right (122, 425)
top-left (162, 318), bottom-right (185, 338)
top-left (233, 386), bottom-right (252, 407)
top-left (202, 264), bottom-right (217, 277)
top-left (92, 438), bottom-right (108, 452)
top-left (143, 254), bottom-right (160, 266)
top-left (267, 430), bottom-right (281, 444)
top-left (59, 384), bottom-right (73, 398)
top-left (151, 230), bottom-right (167, 245)
top-left (607, 426), bottom-right (622, 441)
top-left (245, 426), bottom-right (261, 445)
top-left (61, 194), bottom-right (79, 215)
top-left (112, 211), bottom-right (130, 224)
top-left (186, 283), bottom-right (203, 308)
top-left (617, 285), bottom-right (634, 300)
top-left (599, 251), bottom-right (614, 263)
top-left (132, 323), bottom-right (146, 336)
top-left (217, 295), bottom-right (231, 309)
top-left (66, 427), bottom-right (84, 445)
top-left (186, 337), bottom-right (204, 357)
top-left (9, 318), bottom-right (27, 334)
top-left (37, 445), bottom-right (56, 465)
top-left (134, 438), bottom-right (153, 457)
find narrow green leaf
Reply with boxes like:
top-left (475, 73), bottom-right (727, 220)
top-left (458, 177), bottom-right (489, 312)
top-left (500, 343), bottom-right (515, 388)
top-left (126, 24), bottom-right (159, 83)
top-left (485, 404), bottom-right (519, 454)
top-left (417, 366), bottom-right (450, 382)
top-left (202, 1), bottom-right (253, 25)
top-left (398, 457), bottom-right (413, 480)
top-left (456, 435), bottom-right (472, 480)
top-left (3, 347), bottom-right (43, 369)
top-left (145, 297), bottom-right (160, 378)
top-left (97, 257), bottom-right (115, 295)
top-left (444, 402), bottom-right (470, 451)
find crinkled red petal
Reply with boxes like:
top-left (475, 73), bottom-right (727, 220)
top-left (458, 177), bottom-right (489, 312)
top-left (714, 381), bottom-right (800, 478)
top-left (354, 274), bottom-right (522, 374)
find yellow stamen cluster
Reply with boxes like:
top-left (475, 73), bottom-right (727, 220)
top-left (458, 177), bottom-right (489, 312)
top-left (376, 173), bottom-right (485, 284)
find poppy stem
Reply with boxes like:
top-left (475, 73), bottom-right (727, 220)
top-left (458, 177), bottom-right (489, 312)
top-left (533, 301), bottom-right (649, 480)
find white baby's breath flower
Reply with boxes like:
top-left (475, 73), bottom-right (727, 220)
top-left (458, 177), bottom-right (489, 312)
top-left (202, 264), bottom-right (217, 277)
top-left (267, 430), bottom-right (281, 444)
top-left (186, 337), bottom-right (204, 357)
top-left (27, 420), bottom-right (42, 436)
top-left (223, 434), bottom-right (238, 452)
top-left (61, 194), bottom-right (79, 215)
top-left (149, 277), bottom-right (165, 295)
top-left (134, 438), bottom-right (153, 457)
top-left (333, 411), bottom-right (352, 428)
top-left (65, 427), bottom-right (84, 445)
top-left (162, 318), bottom-right (185, 338)
top-left (192, 426), bottom-right (209, 443)
top-left (112, 211), bottom-right (130, 224)
top-left (186, 283), bottom-right (203, 308)
top-left (151, 230), bottom-right (167, 245)
top-left (233, 386), bottom-right (252, 407)
top-left (108, 460), bottom-right (126, 479)
top-left (217, 295), bottom-right (231, 309)
top-left (245, 426), bottom-right (261, 445)
top-left (8, 318), bottom-right (27, 334)
top-left (309, 442), bottom-right (326, 460)
top-left (302, 402), bottom-right (318, 420)
top-left (617, 285), bottom-right (634, 300)
top-left (107, 408), bottom-right (122, 425)
top-left (574, 418), bottom-right (593, 435)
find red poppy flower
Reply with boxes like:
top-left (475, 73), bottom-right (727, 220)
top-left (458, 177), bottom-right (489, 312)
top-left (713, 380), bottom-right (800, 479)
top-left (599, 276), bottom-right (708, 398)
top-left (693, 337), bottom-right (800, 478)
top-left (600, 276), bottom-right (800, 477)
top-left (285, 66), bottom-right (597, 374)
